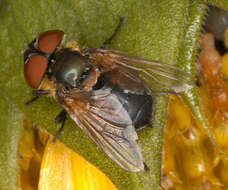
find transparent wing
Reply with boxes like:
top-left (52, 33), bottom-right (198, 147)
top-left (86, 48), bottom-right (195, 93)
top-left (58, 89), bottom-right (144, 172)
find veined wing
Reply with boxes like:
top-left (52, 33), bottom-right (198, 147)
top-left (85, 48), bottom-right (195, 93)
top-left (58, 88), bottom-right (144, 172)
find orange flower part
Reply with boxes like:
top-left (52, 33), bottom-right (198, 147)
top-left (162, 95), bottom-right (221, 189)
top-left (198, 33), bottom-right (228, 124)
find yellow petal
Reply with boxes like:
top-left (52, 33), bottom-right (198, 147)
top-left (220, 53), bottom-right (228, 79)
top-left (39, 139), bottom-right (117, 190)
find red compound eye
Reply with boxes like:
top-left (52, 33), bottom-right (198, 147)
top-left (24, 55), bottom-right (47, 89)
top-left (37, 30), bottom-right (64, 53)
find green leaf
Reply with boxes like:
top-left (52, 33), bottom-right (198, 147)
top-left (177, 1), bottom-right (215, 149)
top-left (208, 0), bottom-right (228, 9)
top-left (0, 0), bottom-right (227, 189)
top-left (0, 91), bottom-right (22, 189)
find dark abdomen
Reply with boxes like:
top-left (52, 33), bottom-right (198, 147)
top-left (93, 71), bottom-right (153, 130)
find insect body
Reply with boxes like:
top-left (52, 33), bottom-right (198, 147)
top-left (23, 26), bottom-right (194, 172)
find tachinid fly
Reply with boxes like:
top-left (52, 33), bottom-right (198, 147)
top-left (23, 19), bottom-right (194, 172)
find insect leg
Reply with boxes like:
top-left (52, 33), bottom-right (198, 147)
top-left (55, 109), bottom-right (67, 123)
top-left (32, 90), bottom-right (51, 96)
top-left (25, 90), bottom-right (51, 106)
top-left (100, 17), bottom-right (124, 48)
top-left (53, 109), bottom-right (67, 142)
top-left (25, 96), bottom-right (39, 106)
